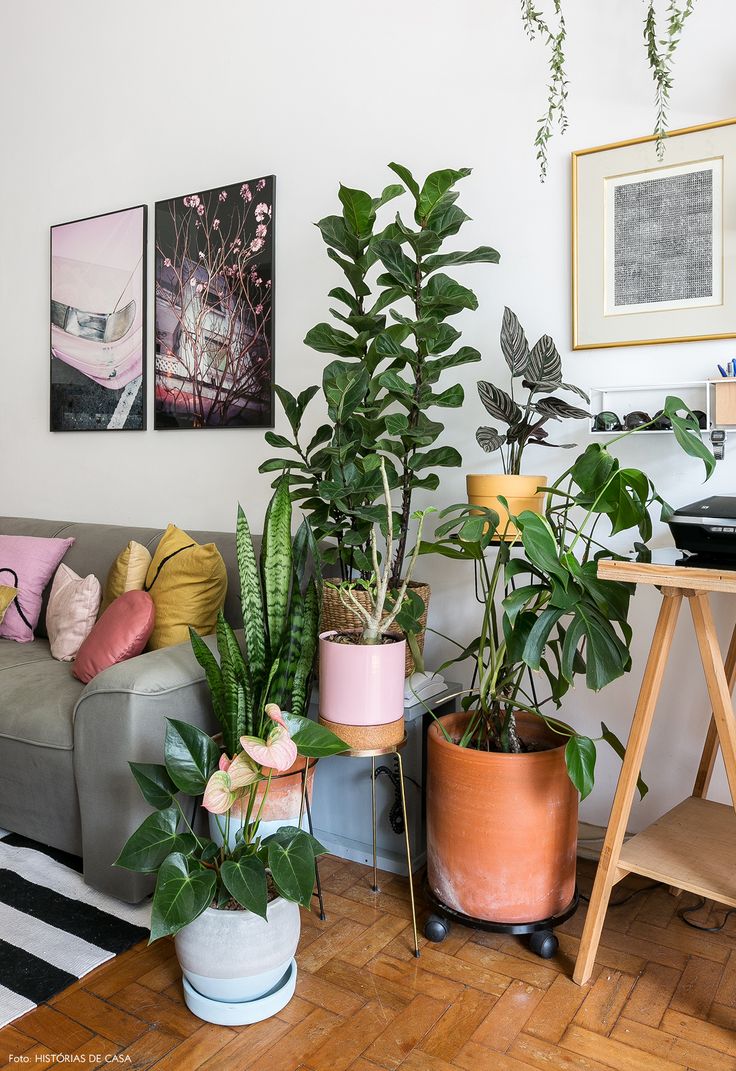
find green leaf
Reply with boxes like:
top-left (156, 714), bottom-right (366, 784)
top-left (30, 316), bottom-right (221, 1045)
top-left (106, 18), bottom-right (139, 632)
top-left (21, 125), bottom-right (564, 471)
top-left (221, 857), bottom-right (268, 920)
top-left (476, 426), bottom-right (506, 454)
top-left (565, 736), bottom-right (596, 800)
top-left (600, 722), bottom-right (648, 799)
top-left (429, 384), bottom-right (464, 408)
top-left (263, 825), bottom-right (327, 858)
top-left (323, 360), bottom-right (369, 422)
top-left (129, 762), bottom-right (176, 810)
top-left (533, 397), bottom-right (589, 421)
top-left (150, 853), bottom-right (217, 941)
top-left (237, 503), bottom-right (265, 703)
top-left (409, 446), bottom-right (462, 470)
top-left (424, 202), bottom-right (470, 238)
top-left (338, 184), bottom-right (376, 239)
top-left (522, 607), bottom-right (565, 669)
top-left (377, 370), bottom-right (413, 398)
top-left (499, 307), bottom-right (530, 376)
top-left (388, 162), bottom-right (419, 200)
top-left (267, 832), bottom-right (318, 908)
top-left (372, 183), bottom-right (405, 210)
top-left (421, 273), bottom-right (478, 316)
top-left (316, 214), bottom-right (360, 258)
top-left (164, 719), bottom-right (219, 796)
top-left (281, 712), bottom-right (349, 756)
top-left (423, 247), bottom-right (500, 273)
top-left (371, 239), bottom-right (417, 290)
top-left (477, 382), bottom-right (521, 426)
top-left (305, 322), bottom-right (366, 358)
top-left (115, 808), bottom-right (195, 874)
top-left (262, 476), bottom-right (293, 659)
top-left (664, 396), bottom-right (715, 479)
top-left (418, 168), bottom-right (471, 221)
top-left (326, 248), bottom-right (370, 297)
top-left (527, 335), bottom-right (561, 382)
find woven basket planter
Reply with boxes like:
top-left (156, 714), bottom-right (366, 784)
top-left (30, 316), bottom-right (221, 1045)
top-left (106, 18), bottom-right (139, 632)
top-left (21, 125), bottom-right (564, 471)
top-left (320, 581), bottom-right (431, 677)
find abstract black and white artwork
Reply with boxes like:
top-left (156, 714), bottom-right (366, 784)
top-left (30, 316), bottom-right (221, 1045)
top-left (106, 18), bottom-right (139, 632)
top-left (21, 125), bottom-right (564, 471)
top-left (606, 161), bottom-right (722, 316)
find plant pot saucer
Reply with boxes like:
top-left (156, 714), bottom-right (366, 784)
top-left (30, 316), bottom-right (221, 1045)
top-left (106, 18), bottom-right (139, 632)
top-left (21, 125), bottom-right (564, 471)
top-left (182, 959), bottom-right (297, 1025)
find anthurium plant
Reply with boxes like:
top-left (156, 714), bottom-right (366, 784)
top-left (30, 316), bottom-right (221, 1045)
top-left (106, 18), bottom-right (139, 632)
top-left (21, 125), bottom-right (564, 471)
top-left (116, 705), bottom-right (347, 940)
top-left (422, 395), bottom-right (715, 798)
top-left (261, 163), bottom-right (499, 586)
top-left (475, 307), bottom-right (589, 474)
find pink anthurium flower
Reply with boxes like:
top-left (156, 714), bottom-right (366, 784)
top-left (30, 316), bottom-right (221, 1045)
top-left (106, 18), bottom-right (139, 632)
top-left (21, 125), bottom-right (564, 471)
top-left (227, 750), bottom-right (260, 789)
top-left (240, 709), bottom-right (297, 772)
top-left (202, 770), bottom-right (236, 814)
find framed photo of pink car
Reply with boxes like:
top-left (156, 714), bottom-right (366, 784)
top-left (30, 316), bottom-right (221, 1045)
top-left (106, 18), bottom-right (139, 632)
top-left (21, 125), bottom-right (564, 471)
top-left (50, 204), bottom-right (147, 432)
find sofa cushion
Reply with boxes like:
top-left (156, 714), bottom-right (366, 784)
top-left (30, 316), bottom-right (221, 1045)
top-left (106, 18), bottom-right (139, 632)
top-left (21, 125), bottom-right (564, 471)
top-left (0, 585), bottom-right (17, 623)
top-left (73, 590), bottom-right (155, 684)
top-left (0, 638), bottom-right (84, 749)
top-left (101, 540), bottom-right (152, 613)
top-left (46, 564), bottom-right (102, 662)
top-left (0, 535), bottom-right (75, 642)
top-left (145, 525), bottom-right (227, 650)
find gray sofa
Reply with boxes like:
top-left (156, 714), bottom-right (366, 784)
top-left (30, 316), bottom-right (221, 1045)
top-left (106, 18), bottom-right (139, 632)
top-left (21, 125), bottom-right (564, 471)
top-left (0, 516), bottom-right (250, 903)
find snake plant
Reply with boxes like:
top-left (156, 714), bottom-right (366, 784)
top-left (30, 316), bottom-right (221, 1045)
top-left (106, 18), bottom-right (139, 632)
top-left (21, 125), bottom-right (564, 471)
top-left (189, 476), bottom-right (321, 757)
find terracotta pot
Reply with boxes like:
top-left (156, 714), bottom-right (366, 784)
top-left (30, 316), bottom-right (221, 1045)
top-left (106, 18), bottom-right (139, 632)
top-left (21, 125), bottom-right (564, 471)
top-left (318, 629), bottom-right (405, 750)
top-left (466, 473), bottom-right (547, 540)
top-left (320, 581), bottom-right (431, 677)
top-left (210, 745), bottom-right (316, 848)
top-left (427, 711), bottom-right (578, 924)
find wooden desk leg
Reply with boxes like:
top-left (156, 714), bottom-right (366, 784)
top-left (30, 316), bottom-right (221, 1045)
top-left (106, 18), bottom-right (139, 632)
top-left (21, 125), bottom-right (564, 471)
top-left (689, 595), bottom-right (736, 807)
top-left (693, 618), bottom-right (736, 799)
top-left (573, 591), bottom-right (683, 986)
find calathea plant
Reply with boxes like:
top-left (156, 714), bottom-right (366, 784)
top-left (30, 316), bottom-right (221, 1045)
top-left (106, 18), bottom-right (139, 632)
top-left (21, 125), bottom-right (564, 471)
top-left (475, 307), bottom-right (589, 474)
top-left (423, 395), bottom-right (714, 797)
top-left (261, 163), bottom-right (499, 587)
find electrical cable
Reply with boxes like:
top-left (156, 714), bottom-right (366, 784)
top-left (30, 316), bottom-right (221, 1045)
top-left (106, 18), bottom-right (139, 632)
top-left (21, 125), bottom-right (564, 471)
top-left (578, 881), bottom-right (659, 906)
top-left (677, 897), bottom-right (736, 933)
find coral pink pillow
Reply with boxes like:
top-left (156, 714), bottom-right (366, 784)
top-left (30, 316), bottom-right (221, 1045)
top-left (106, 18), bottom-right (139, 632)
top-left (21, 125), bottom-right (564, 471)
top-left (46, 564), bottom-right (102, 662)
top-left (72, 590), bottom-right (155, 684)
top-left (0, 535), bottom-right (75, 643)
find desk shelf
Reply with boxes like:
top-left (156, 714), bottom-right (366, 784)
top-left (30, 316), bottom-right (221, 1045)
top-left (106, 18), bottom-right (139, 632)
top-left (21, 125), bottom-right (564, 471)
top-left (618, 796), bottom-right (736, 908)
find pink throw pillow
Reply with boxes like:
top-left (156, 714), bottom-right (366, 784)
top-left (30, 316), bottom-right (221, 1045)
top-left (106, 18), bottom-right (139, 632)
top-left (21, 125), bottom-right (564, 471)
top-left (0, 535), bottom-right (75, 643)
top-left (72, 590), bottom-right (155, 684)
top-left (46, 564), bottom-right (102, 662)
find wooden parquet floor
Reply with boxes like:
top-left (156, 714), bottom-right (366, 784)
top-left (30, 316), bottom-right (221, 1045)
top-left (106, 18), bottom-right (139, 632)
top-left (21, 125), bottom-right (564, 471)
top-left (2, 856), bottom-right (736, 1070)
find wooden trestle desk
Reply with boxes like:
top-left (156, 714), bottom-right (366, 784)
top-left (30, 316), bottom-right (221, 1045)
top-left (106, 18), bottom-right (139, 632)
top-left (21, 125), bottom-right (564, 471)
top-left (574, 552), bottom-right (736, 985)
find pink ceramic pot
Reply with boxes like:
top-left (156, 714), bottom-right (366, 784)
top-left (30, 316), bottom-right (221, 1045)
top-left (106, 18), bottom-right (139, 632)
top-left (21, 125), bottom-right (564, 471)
top-left (318, 630), bottom-right (405, 748)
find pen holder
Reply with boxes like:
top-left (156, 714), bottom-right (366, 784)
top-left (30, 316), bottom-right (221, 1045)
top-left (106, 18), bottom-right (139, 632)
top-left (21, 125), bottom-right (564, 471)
top-left (713, 379), bottom-right (736, 425)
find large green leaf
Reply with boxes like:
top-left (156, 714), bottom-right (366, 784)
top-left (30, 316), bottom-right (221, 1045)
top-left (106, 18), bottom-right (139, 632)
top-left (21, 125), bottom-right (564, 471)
top-left (372, 183), bottom-right (405, 210)
top-left (267, 832), bottom-right (318, 908)
top-left (115, 808), bottom-right (195, 874)
top-left (290, 581), bottom-right (320, 719)
top-left (305, 323), bottom-right (366, 358)
top-left (189, 628), bottom-right (224, 723)
top-left (164, 719), bottom-right (220, 796)
top-left (322, 361), bottom-right (369, 422)
top-left (569, 604), bottom-right (632, 691)
top-left (600, 722), bottom-right (648, 799)
top-left (388, 162), bottom-right (420, 200)
top-left (316, 214), bottom-right (360, 258)
top-left (221, 857), bottom-right (268, 920)
top-left (425, 201), bottom-right (470, 238)
top-left (522, 607), bottom-right (565, 669)
top-left (664, 396), bottom-right (715, 479)
top-left (565, 736), bottom-right (596, 800)
top-left (517, 512), bottom-right (568, 586)
top-left (237, 503), bottom-right (266, 697)
top-left (129, 762), bottom-right (176, 811)
top-left (418, 168), bottom-right (471, 220)
top-left (262, 477), bottom-right (293, 659)
top-left (281, 712), bottom-right (349, 757)
top-left (421, 273), bottom-right (478, 316)
top-left (499, 306), bottom-right (529, 376)
top-left (422, 246), bottom-right (500, 273)
top-left (338, 184), bottom-right (376, 240)
top-left (408, 446), bottom-right (462, 471)
top-left (371, 240), bottom-right (416, 290)
top-left (150, 853), bottom-right (217, 941)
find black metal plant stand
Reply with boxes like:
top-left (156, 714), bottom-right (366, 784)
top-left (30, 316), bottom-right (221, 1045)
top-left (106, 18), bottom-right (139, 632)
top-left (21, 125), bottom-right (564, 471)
top-left (423, 882), bottom-right (580, 959)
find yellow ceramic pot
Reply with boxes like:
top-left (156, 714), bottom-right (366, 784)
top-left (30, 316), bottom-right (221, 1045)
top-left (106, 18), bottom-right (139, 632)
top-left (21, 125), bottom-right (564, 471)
top-left (466, 473), bottom-right (547, 540)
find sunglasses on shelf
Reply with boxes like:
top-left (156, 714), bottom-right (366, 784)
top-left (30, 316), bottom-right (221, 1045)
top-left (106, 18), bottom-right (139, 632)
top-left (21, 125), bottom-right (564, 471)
top-left (592, 409), bottom-right (707, 432)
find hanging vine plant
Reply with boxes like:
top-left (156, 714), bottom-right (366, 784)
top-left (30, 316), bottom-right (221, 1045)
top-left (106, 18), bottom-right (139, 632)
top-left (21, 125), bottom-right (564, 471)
top-left (521, 0), bottom-right (698, 178)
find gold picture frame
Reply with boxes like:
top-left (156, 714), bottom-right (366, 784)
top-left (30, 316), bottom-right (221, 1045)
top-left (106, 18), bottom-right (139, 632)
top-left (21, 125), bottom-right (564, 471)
top-left (572, 117), bottom-right (736, 350)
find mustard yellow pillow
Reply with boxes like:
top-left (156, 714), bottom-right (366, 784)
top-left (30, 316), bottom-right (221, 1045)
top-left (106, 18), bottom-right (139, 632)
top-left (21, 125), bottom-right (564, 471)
top-left (0, 585), bottom-right (18, 624)
top-left (144, 524), bottom-right (227, 650)
top-left (102, 541), bottom-right (152, 613)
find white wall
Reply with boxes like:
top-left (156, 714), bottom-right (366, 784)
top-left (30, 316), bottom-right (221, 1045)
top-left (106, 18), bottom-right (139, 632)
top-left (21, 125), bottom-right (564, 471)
top-left (2, 0), bottom-right (735, 828)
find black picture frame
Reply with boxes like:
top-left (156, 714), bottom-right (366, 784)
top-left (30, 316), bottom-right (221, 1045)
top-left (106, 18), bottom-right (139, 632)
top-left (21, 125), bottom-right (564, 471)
top-left (153, 176), bottom-right (275, 430)
top-left (50, 204), bottom-right (147, 432)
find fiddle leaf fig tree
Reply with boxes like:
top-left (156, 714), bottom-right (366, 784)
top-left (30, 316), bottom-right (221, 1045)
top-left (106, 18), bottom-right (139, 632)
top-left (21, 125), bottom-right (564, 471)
top-left (262, 164), bottom-right (500, 586)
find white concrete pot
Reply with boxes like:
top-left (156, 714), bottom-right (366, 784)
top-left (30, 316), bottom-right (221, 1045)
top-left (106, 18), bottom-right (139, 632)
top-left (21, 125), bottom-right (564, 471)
top-left (174, 896), bottom-right (301, 1003)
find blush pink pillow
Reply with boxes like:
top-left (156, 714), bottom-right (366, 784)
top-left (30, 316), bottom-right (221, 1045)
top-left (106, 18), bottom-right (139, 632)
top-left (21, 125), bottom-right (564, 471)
top-left (0, 534), bottom-right (75, 643)
top-left (46, 564), bottom-right (102, 662)
top-left (72, 590), bottom-right (155, 684)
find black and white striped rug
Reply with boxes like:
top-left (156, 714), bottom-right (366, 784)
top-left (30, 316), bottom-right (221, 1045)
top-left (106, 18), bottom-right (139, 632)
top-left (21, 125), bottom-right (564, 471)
top-left (0, 829), bottom-right (150, 1027)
